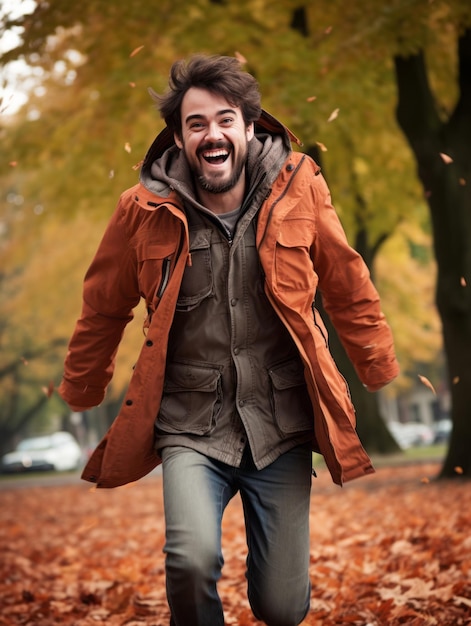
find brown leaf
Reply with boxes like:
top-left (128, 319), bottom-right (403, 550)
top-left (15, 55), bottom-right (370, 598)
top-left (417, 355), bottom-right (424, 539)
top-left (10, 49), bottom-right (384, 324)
top-left (307, 96), bottom-right (317, 102)
top-left (418, 374), bottom-right (436, 395)
top-left (460, 276), bottom-right (467, 287)
top-left (316, 141), bottom-right (328, 152)
top-left (130, 45), bottom-right (144, 58)
top-left (129, 82), bottom-right (136, 88)
top-left (132, 159), bottom-right (144, 171)
top-left (454, 466), bottom-right (463, 474)
top-left (9, 161), bottom-right (18, 167)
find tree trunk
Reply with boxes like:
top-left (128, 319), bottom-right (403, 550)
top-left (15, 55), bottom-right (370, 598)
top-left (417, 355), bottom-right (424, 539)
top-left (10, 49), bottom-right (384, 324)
top-left (394, 29), bottom-right (471, 478)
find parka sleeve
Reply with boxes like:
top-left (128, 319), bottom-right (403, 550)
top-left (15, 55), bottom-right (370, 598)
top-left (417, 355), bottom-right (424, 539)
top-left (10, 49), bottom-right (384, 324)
top-left (311, 173), bottom-right (399, 390)
top-left (58, 199), bottom-right (141, 410)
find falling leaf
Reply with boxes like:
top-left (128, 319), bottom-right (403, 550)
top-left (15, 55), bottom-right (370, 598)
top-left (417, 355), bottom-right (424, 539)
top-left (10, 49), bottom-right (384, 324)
top-left (452, 376), bottom-right (460, 384)
top-left (124, 142), bottom-right (132, 153)
top-left (129, 82), bottom-right (136, 88)
top-left (420, 477), bottom-right (430, 484)
top-left (41, 380), bottom-right (55, 398)
top-left (234, 51), bottom-right (247, 64)
top-left (459, 178), bottom-right (466, 185)
top-left (439, 152), bottom-right (453, 164)
top-left (21, 357), bottom-right (29, 365)
top-left (109, 170), bottom-right (115, 179)
top-left (327, 108), bottom-right (339, 122)
top-left (418, 374), bottom-right (436, 395)
top-left (9, 161), bottom-right (18, 167)
top-left (324, 26), bottom-right (333, 35)
top-left (130, 45), bottom-right (144, 58)
top-left (307, 96), bottom-right (317, 102)
top-left (132, 160), bottom-right (144, 170)
top-left (454, 466), bottom-right (463, 474)
top-left (460, 276), bottom-right (467, 287)
top-left (316, 141), bottom-right (328, 152)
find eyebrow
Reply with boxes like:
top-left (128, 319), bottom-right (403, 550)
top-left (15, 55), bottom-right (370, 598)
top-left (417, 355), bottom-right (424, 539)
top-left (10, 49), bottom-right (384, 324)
top-left (184, 109), bottom-right (237, 125)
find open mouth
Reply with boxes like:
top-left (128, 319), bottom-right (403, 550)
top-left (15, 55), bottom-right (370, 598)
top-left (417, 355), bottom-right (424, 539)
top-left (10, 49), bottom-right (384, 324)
top-left (201, 149), bottom-right (230, 165)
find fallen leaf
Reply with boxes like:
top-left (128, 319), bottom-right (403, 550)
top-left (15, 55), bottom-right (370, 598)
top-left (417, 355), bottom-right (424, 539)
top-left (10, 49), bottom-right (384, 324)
top-left (439, 152), bottom-right (453, 164)
top-left (130, 45), bottom-right (144, 58)
top-left (418, 374), bottom-right (436, 394)
top-left (327, 108), bottom-right (339, 122)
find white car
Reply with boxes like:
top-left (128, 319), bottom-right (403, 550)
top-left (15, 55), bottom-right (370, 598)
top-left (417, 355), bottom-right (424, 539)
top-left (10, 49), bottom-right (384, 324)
top-left (387, 421), bottom-right (435, 450)
top-left (1, 431), bottom-right (83, 473)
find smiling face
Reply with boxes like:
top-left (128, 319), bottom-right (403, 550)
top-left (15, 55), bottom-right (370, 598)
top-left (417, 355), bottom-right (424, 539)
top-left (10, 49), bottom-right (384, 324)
top-left (174, 87), bottom-right (254, 198)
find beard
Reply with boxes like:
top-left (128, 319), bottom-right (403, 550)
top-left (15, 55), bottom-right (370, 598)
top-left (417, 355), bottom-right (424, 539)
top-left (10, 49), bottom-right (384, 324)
top-left (189, 140), bottom-right (248, 194)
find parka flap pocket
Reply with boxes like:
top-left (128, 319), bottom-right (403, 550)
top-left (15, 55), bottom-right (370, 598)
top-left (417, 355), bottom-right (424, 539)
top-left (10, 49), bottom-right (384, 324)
top-left (277, 218), bottom-right (314, 248)
top-left (137, 242), bottom-right (175, 261)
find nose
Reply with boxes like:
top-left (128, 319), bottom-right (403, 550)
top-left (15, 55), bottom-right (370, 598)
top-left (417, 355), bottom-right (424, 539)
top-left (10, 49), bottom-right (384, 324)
top-left (205, 121), bottom-right (224, 141)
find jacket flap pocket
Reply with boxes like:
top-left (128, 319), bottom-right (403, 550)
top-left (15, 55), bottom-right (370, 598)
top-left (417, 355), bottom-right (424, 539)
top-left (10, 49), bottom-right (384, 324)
top-left (269, 359), bottom-right (306, 390)
top-left (164, 362), bottom-right (221, 392)
top-left (137, 242), bottom-right (175, 261)
top-left (189, 229), bottom-right (212, 251)
top-left (277, 219), bottom-right (314, 248)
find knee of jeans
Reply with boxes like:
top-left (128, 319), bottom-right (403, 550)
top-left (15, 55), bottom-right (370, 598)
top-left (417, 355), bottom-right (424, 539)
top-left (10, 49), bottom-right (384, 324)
top-left (248, 587), bottom-right (310, 626)
top-left (166, 540), bottom-right (222, 582)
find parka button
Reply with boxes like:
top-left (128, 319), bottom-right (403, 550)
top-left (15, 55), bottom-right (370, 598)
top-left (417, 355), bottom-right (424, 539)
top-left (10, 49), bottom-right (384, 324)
top-left (146, 340), bottom-right (153, 346)
top-left (125, 399), bottom-right (133, 406)
top-left (286, 163), bottom-right (294, 171)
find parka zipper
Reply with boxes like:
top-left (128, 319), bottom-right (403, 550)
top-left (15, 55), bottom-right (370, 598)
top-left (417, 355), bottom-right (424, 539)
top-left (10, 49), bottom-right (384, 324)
top-left (156, 256), bottom-right (172, 299)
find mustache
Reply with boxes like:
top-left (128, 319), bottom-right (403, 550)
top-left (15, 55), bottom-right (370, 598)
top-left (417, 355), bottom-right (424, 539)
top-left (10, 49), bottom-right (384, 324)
top-left (197, 140), bottom-right (232, 155)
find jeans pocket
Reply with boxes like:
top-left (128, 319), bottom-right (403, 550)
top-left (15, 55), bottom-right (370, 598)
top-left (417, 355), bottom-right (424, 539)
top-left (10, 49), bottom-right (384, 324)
top-left (157, 362), bottom-right (223, 435)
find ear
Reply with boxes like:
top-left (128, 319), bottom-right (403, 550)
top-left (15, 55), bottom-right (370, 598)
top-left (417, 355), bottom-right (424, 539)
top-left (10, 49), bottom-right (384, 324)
top-left (174, 132), bottom-right (183, 149)
top-left (246, 122), bottom-right (255, 141)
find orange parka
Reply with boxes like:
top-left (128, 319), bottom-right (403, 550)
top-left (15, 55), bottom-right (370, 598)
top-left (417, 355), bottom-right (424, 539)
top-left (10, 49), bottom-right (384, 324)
top-left (59, 112), bottom-right (399, 488)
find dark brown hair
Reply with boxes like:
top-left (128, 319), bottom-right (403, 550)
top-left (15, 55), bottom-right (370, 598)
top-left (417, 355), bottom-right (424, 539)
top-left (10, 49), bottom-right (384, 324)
top-left (150, 55), bottom-right (262, 137)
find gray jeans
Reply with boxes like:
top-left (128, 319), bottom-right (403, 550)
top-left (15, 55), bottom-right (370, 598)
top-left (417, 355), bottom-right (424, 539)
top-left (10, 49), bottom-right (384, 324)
top-left (161, 444), bottom-right (312, 626)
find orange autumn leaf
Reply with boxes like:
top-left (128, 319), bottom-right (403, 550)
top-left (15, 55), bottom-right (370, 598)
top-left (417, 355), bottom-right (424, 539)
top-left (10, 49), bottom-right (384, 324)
top-left (41, 380), bottom-right (55, 398)
top-left (234, 51), bottom-right (247, 64)
top-left (418, 374), bottom-right (436, 395)
top-left (132, 159), bottom-right (144, 171)
top-left (316, 141), bottom-right (328, 152)
top-left (130, 45), bottom-right (144, 58)
top-left (454, 466), bottom-right (464, 474)
top-left (307, 96), bottom-right (317, 102)
top-left (459, 178), bottom-right (466, 185)
top-left (129, 82), bottom-right (136, 88)
top-left (9, 161), bottom-right (18, 167)
top-left (452, 376), bottom-right (460, 384)
top-left (439, 152), bottom-right (453, 164)
top-left (460, 276), bottom-right (467, 287)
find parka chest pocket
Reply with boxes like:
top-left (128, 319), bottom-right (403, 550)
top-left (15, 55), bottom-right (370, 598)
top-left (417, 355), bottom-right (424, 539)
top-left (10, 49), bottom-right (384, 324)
top-left (268, 359), bottom-right (314, 435)
top-left (157, 362), bottom-right (223, 435)
top-left (275, 217), bottom-right (316, 293)
top-left (176, 229), bottom-right (213, 311)
top-left (136, 242), bottom-right (176, 302)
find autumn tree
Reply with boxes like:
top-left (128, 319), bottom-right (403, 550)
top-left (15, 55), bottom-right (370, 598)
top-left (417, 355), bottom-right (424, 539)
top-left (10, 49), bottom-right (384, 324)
top-left (0, 0), bottom-right (443, 456)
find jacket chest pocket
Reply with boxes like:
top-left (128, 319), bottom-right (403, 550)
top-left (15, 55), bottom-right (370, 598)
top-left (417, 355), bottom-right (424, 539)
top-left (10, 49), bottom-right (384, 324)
top-left (275, 217), bottom-right (316, 292)
top-left (176, 229), bottom-right (213, 311)
top-left (137, 242), bottom-right (176, 303)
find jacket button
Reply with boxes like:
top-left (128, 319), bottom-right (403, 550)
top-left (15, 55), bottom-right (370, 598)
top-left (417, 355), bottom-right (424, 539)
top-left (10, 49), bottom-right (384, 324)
top-left (146, 340), bottom-right (153, 346)
top-left (125, 399), bottom-right (133, 406)
top-left (286, 163), bottom-right (294, 171)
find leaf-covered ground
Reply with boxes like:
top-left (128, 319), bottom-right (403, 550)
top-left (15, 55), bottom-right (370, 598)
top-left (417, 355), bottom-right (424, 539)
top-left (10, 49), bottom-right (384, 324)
top-left (1, 462), bottom-right (470, 626)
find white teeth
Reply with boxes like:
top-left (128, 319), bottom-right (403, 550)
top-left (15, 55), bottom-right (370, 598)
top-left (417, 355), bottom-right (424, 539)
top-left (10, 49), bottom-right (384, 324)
top-left (203, 150), bottom-right (228, 158)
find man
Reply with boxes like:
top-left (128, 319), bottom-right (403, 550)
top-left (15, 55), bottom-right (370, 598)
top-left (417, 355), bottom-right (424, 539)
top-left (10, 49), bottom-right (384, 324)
top-left (59, 55), bottom-right (399, 626)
